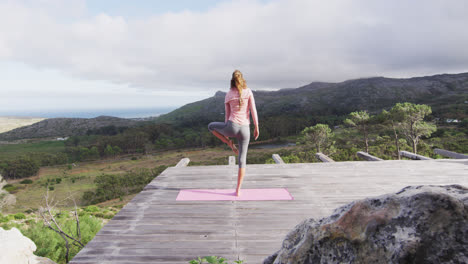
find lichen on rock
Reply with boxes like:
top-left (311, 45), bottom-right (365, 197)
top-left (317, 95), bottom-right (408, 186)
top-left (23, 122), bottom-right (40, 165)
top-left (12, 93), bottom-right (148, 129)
top-left (264, 185), bottom-right (468, 264)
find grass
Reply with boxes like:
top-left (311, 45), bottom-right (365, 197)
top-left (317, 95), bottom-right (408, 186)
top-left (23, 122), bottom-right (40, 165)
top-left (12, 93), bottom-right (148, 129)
top-left (0, 117), bottom-right (45, 134)
top-left (2, 145), bottom-right (281, 214)
top-left (0, 140), bottom-right (66, 160)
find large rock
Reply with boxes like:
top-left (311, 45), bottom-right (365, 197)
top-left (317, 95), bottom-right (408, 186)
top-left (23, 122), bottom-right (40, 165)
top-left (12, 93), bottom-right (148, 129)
top-left (0, 174), bottom-right (16, 210)
top-left (264, 185), bottom-right (468, 264)
top-left (0, 227), bottom-right (56, 264)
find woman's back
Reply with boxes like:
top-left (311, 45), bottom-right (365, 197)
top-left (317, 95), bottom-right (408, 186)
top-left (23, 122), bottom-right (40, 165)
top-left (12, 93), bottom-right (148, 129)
top-left (224, 88), bottom-right (256, 126)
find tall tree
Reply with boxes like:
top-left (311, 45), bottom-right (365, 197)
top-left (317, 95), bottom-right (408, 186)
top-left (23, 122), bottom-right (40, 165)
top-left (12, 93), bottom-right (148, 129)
top-left (391, 102), bottom-right (437, 154)
top-left (344, 111), bottom-right (372, 153)
top-left (297, 124), bottom-right (334, 154)
top-left (379, 109), bottom-right (404, 159)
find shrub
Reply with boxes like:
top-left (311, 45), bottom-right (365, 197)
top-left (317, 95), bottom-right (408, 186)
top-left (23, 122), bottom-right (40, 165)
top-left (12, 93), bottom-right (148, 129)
top-left (49, 186), bottom-right (55, 191)
top-left (2, 183), bottom-right (13, 189)
top-left (55, 178), bottom-right (62, 184)
top-left (14, 213), bottom-right (26, 220)
top-left (83, 206), bottom-right (100, 213)
top-left (20, 179), bottom-right (33, 184)
top-left (24, 209), bottom-right (35, 214)
top-left (21, 214), bottom-right (103, 264)
top-left (82, 165), bottom-right (168, 205)
top-left (0, 214), bottom-right (8, 223)
top-left (3, 184), bottom-right (18, 193)
top-left (0, 156), bottom-right (40, 179)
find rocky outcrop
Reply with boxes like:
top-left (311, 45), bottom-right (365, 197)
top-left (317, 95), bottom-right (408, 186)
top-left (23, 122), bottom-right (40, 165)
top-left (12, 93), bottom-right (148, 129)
top-left (0, 174), bottom-right (16, 210)
top-left (0, 227), bottom-right (56, 264)
top-left (264, 185), bottom-right (468, 264)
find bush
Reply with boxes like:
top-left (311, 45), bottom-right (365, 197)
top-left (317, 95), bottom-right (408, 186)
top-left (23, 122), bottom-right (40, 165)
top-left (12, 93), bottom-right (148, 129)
top-left (2, 183), bottom-right (13, 189)
top-left (55, 178), bottom-right (62, 184)
top-left (13, 213), bottom-right (26, 220)
top-left (3, 184), bottom-right (18, 193)
top-left (0, 214), bottom-right (8, 223)
top-left (83, 206), bottom-right (100, 213)
top-left (82, 165), bottom-right (168, 205)
top-left (21, 214), bottom-right (103, 264)
top-left (0, 156), bottom-right (40, 179)
top-left (24, 209), bottom-right (36, 214)
top-left (49, 186), bottom-right (55, 191)
top-left (20, 179), bottom-right (33, 184)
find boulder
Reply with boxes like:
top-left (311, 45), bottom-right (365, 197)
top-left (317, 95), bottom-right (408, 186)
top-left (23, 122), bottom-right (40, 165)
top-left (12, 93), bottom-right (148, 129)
top-left (0, 227), bottom-right (56, 264)
top-left (0, 174), bottom-right (16, 210)
top-left (264, 185), bottom-right (468, 264)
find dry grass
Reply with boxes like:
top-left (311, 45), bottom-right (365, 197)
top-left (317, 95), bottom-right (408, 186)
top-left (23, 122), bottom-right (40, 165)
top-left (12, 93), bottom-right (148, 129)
top-left (0, 116), bottom-right (45, 134)
top-left (2, 145), bottom-right (260, 213)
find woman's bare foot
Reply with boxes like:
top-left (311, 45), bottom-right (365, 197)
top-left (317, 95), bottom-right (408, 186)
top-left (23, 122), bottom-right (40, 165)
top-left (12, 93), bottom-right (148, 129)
top-left (236, 189), bottom-right (241, 197)
top-left (228, 140), bottom-right (239, 155)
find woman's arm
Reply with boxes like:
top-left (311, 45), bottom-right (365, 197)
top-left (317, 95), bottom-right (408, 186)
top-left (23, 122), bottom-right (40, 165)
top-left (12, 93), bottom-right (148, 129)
top-left (248, 91), bottom-right (259, 140)
top-left (225, 102), bottom-right (231, 123)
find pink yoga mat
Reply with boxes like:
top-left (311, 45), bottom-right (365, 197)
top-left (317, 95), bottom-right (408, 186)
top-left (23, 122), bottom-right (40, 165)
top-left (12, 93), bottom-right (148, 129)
top-left (176, 188), bottom-right (294, 201)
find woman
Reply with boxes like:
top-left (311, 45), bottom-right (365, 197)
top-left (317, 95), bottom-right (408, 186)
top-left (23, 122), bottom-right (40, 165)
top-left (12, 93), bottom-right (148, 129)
top-left (208, 70), bottom-right (259, 196)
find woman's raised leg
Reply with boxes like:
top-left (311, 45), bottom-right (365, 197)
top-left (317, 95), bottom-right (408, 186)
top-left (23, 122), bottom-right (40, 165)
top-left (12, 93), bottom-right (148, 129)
top-left (208, 122), bottom-right (238, 155)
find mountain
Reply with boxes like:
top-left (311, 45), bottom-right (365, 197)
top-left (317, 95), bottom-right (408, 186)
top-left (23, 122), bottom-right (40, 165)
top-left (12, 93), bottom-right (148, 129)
top-left (156, 72), bottom-right (468, 126)
top-left (0, 116), bottom-right (141, 141)
top-left (2, 72), bottom-right (467, 141)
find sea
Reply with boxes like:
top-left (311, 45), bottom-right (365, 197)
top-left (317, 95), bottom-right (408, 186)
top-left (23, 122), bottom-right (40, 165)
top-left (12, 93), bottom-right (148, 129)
top-left (0, 107), bottom-right (176, 119)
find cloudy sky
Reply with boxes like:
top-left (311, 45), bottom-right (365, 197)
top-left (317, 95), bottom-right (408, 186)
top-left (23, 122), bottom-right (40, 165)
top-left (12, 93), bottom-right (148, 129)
top-left (1, 0), bottom-right (467, 116)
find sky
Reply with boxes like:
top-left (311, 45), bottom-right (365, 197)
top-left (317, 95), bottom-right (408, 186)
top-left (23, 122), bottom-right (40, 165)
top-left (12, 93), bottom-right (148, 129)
top-left (1, 0), bottom-right (468, 116)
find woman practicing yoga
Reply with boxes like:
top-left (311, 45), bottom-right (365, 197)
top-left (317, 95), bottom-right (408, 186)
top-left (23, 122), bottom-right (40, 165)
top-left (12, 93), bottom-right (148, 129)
top-left (208, 70), bottom-right (259, 196)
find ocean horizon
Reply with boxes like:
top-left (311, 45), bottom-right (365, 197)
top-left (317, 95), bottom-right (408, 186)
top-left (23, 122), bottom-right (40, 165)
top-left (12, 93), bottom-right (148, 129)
top-left (0, 107), bottom-right (177, 119)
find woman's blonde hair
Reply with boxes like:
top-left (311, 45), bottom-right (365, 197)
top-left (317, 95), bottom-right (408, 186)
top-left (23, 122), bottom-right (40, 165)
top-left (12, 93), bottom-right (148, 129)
top-left (230, 70), bottom-right (247, 107)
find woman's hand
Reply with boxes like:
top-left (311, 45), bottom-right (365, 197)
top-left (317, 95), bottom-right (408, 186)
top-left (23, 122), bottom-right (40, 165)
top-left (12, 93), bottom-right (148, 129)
top-left (254, 126), bottom-right (259, 140)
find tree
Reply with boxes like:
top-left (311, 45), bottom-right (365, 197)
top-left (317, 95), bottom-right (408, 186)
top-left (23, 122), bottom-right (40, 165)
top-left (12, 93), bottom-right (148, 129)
top-left (104, 145), bottom-right (114, 158)
top-left (391, 102), bottom-right (437, 154)
top-left (344, 111), bottom-right (372, 153)
top-left (1, 156), bottom-right (40, 179)
top-left (379, 109), bottom-right (404, 159)
top-left (39, 190), bottom-right (84, 263)
top-left (297, 124), bottom-right (334, 154)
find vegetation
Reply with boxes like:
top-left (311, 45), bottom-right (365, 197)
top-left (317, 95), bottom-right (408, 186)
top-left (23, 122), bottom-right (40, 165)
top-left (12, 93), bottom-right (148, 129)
top-left (344, 111), bottom-right (372, 152)
top-left (297, 124), bottom-right (335, 154)
top-left (0, 98), bottom-right (466, 263)
top-left (189, 256), bottom-right (244, 264)
top-left (1, 211), bottom-right (103, 264)
top-left (390, 103), bottom-right (437, 154)
top-left (82, 165), bottom-right (168, 205)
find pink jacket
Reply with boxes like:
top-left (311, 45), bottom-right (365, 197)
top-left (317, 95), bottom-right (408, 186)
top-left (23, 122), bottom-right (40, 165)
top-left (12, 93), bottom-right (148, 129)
top-left (224, 87), bottom-right (259, 126)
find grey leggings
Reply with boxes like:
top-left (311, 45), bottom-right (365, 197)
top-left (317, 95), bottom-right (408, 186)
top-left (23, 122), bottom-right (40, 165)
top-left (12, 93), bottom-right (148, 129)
top-left (208, 121), bottom-right (250, 168)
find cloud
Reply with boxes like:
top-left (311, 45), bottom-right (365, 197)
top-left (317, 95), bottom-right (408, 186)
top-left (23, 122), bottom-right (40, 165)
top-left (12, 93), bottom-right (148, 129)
top-left (1, 0), bottom-right (468, 95)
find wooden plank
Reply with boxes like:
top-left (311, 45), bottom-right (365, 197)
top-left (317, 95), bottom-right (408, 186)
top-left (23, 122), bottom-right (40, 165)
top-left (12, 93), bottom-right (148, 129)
top-left (434, 148), bottom-right (468, 159)
top-left (315, 152), bottom-right (335, 162)
top-left (399, 150), bottom-right (432, 160)
top-left (175, 158), bottom-right (190, 167)
top-left (272, 154), bottom-right (285, 164)
top-left (357, 151), bottom-right (383, 161)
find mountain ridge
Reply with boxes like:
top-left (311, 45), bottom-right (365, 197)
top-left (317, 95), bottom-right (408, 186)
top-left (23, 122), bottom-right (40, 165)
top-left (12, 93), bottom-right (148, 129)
top-left (1, 72), bottom-right (467, 141)
top-left (156, 71), bottom-right (468, 126)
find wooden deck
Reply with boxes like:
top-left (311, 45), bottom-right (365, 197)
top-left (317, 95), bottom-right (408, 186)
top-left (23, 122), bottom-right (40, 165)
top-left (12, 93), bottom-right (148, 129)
top-left (70, 159), bottom-right (468, 264)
